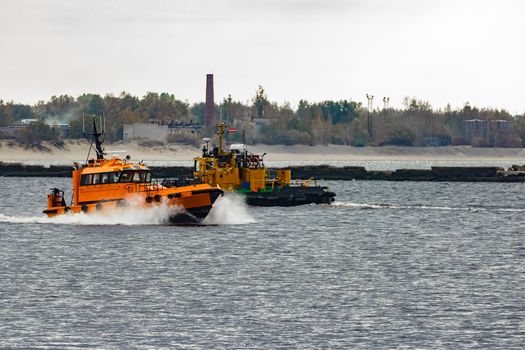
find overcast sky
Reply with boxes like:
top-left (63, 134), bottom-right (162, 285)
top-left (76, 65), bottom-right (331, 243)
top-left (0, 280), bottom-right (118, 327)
top-left (0, 0), bottom-right (524, 113)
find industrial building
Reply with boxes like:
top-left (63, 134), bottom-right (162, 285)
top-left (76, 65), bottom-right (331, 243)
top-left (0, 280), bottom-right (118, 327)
top-left (123, 120), bottom-right (202, 141)
top-left (462, 119), bottom-right (513, 146)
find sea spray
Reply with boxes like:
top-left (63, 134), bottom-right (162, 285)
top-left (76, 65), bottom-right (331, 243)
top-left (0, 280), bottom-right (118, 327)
top-left (203, 193), bottom-right (256, 225)
top-left (0, 196), bottom-right (185, 226)
top-left (0, 194), bottom-right (256, 226)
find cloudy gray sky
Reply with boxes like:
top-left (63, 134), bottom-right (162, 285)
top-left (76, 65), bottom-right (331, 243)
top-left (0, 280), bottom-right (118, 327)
top-left (0, 0), bottom-right (524, 112)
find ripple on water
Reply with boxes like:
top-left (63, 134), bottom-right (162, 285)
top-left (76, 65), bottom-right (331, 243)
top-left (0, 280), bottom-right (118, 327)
top-left (0, 178), bottom-right (524, 348)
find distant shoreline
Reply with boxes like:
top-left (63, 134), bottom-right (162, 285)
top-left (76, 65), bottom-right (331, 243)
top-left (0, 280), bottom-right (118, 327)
top-left (2, 161), bottom-right (525, 182)
top-left (1, 140), bottom-right (525, 164)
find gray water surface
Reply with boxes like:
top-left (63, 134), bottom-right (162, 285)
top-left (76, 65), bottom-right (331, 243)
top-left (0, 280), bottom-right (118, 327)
top-left (1, 178), bottom-right (524, 349)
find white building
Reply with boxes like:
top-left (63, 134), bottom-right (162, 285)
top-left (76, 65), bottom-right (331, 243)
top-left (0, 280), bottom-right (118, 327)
top-left (123, 123), bottom-right (169, 141)
top-left (123, 121), bottom-right (203, 141)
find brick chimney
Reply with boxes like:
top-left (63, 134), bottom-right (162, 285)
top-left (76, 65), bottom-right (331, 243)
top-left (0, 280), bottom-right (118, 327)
top-left (205, 74), bottom-right (214, 127)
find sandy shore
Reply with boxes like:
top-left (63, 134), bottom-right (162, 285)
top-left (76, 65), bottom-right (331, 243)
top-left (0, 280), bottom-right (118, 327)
top-left (1, 140), bottom-right (525, 164)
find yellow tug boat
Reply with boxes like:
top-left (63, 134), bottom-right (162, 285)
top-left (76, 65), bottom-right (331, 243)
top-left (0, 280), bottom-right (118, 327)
top-left (188, 122), bottom-right (335, 206)
top-left (44, 117), bottom-right (223, 223)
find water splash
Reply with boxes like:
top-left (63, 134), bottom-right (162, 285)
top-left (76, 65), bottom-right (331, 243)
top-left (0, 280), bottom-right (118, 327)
top-left (0, 194), bottom-right (256, 226)
top-left (0, 198), bottom-right (184, 226)
top-left (203, 193), bottom-right (256, 225)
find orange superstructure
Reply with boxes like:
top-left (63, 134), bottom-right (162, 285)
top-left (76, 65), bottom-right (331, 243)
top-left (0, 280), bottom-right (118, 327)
top-left (43, 117), bottom-right (223, 223)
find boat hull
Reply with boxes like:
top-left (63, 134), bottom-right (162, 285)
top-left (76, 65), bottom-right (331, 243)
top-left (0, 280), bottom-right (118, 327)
top-left (168, 205), bottom-right (213, 223)
top-left (44, 187), bottom-right (224, 224)
top-left (243, 186), bottom-right (335, 207)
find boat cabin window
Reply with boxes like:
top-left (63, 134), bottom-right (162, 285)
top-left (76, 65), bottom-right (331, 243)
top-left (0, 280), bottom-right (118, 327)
top-left (134, 171), bottom-right (151, 183)
top-left (80, 172), bottom-right (122, 186)
top-left (132, 171), bottom-right (149, 182)
top-left (132, 171), bottom-right (141, 182)
top-left (108, 172), bottom-right (120, 183)
top-left (118, 170), bottom-right (151, 183)
top-left (81, 174), bottom-right (92, 185)
top-left (119, 171), bottom-right (133, 183)
top-left (194, 160), bottom-right (200, 172)
top-left (92, 173), bottom-right (101, 184)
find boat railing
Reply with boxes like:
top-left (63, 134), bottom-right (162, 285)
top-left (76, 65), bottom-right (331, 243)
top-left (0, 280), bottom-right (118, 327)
top-left (134, 176), bottom-right (203, 193)
top-left (264, 179), bottom-right (278, 190)
top-left (292, 177), bottom-right (318, 187)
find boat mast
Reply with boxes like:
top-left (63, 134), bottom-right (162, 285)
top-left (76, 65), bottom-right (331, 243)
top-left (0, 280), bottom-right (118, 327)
top-left (216, 121), bottom-right (227, 155)
top-left (92, 118), bottom-right (104, 159)
top-left (83, 115), bottom-right (105, 160)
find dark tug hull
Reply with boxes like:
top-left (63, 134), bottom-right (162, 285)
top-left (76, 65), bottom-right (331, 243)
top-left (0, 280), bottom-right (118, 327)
top-left (243, 186), bottom-right (336, 207)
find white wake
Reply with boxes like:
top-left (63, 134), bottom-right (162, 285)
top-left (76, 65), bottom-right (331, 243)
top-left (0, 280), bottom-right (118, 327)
top-left (0, 194), bottom-right (256, 226)
top-left (331, 201), bottom-right (525, 212)
top-left (0, 201), bottom-right (182, 226)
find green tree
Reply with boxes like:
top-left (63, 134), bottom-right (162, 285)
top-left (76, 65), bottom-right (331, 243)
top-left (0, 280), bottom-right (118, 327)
top-left (140, 92), bottom-right (188, 120)
top-left (0, 100), bottom-right (12, 126)
top-left (77, 94), bottom-right (104, 116)
top-left (101, 92), bottom-right (142, 142)
top-left (403, 96), bottom-right (432, 112)
top-left (321, 100), bottom-right (360, 124)
top-left (67, 116), bottom-right (85, 139)
top-left (0, 101), bottom-right (35, 126)
top-left (18, 121), bottom-right (58, 147)
top-left (252, 85), bottom-right (268, 118)
top-left (38, 95), bottom-right (77, 121)
top-left (190, 102), bottom-right (206, 124)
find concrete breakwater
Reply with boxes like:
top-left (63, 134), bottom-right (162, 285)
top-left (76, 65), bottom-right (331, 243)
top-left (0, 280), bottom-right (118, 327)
top-left (289, 165), bottom-right (525, 182)
top-left (2, 162), bottom-right (525, 182)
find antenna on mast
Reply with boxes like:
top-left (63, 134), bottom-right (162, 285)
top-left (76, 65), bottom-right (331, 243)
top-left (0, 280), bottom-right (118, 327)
top-left (383, 97), bottom-right (390, 110)
top-left (366, 94), bottom-right (374, 140)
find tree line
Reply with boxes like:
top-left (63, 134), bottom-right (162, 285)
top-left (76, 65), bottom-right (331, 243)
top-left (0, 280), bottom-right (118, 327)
top-left (1, 89), bottom-right (524, 147)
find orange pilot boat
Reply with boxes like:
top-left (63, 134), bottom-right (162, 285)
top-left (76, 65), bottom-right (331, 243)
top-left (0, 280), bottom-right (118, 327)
top-left (43, 117), bottom-right (223, 223)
